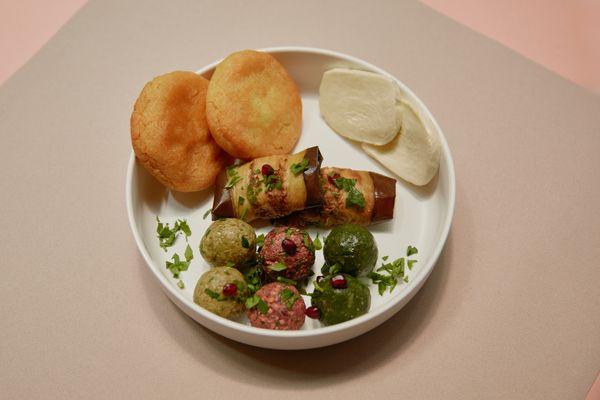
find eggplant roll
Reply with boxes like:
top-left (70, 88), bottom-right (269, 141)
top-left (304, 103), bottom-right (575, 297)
top-left (280, 167), bottom-right (396, 227)
top-left (212, 146), bottom-right (323, 222)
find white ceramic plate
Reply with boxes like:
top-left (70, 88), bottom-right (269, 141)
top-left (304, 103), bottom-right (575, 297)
top-left (126, 47), bottom-right (455, 350)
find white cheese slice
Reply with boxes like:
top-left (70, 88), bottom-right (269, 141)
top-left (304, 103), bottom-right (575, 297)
top-left (319, 68), bottom-right (401, 145)
top-left (363, 100), bottom-right (441, 186)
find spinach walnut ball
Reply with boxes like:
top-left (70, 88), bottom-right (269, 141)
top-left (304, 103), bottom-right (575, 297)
top-left (200, 218), bottom-right (256, 267)
top-left (311, 274), bottom-right (371, 325)
top-left (323, 224), bottom-right (378, 277)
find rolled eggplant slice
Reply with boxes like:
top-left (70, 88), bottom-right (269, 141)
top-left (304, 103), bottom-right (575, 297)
top-left (279, 167), bottom-right (396, 227)
top-left (212, 146), bottom-right (323, 222)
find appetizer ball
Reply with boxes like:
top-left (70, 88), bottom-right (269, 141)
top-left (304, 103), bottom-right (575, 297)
top-left (200, 218), bottom-right (256, 267)
top-left (130, 71), bottom-right (230, 192)
top-left (259, 227), bottom-right (315, 281)
top-left (246, 282), bottom-right (306, 330)
top-left (193, 267), bottom-right (248, 319)
top-left (206, 50), bottom-right (302, 159)
top-left (323, 224), bottom-right (378, 276)
top-left (311, 274), bottom-right (371, 325)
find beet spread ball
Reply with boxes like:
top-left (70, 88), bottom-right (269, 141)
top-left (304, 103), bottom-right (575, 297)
top-left (246, 282), bottom-right (306, 330)
top-left (259, 226), bottom-right (315, 281)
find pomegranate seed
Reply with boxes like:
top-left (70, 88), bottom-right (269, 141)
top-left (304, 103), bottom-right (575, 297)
top-left (316, 275), bottom-right (324, 283)
top-left (261, 164), bottom-right (275, 176)
top-left (331, 274), bottom-right (348, 289)
top-left (281, 238), bottom-right (297, 255)
top-left (222, 283), bottom-right (237, 296)
top-left (327, 173), bottom-right (341, 185)
top-left (305, 306), bottom-right (321, 319)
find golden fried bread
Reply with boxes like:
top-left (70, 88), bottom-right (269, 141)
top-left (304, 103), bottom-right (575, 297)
top-left (206, 50), bottom-right (302, 159)
top-left (131, 71), bottom-right (230, 192)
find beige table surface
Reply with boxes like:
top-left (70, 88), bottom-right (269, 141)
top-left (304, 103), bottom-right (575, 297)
top-left (1, 1), bottom-right (599, 399)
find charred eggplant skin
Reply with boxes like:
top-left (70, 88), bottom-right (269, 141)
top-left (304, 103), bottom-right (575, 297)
top-left (369, 171), bottom-right (396, 223)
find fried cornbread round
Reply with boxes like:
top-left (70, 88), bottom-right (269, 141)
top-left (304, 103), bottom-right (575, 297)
top-left (131, 71), bottom-right (230, 192)
top-left (206, 50), bottom-right (302, 159)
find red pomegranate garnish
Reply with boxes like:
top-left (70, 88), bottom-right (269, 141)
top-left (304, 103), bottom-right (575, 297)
top-left (331, 274), bottom-right (348, 289)
top-left (281, 238), bottom-right (297, 255)
top-left (222, 283), bottom-right (237, 297)
top-left (327, 173), bottom-right (341, 185)
top-left (305, 306), bottom-right (321, 319)
top-left (261, 164), bottom-right (275, 176)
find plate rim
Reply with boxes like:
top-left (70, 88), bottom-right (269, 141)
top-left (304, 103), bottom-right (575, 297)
top-left (125, 46), bottom-right (456, 341)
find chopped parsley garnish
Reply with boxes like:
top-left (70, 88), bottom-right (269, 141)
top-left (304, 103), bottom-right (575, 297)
top-left (263, 173), bottom-right (282, 191)
top-left (225, 166), bottom-right (242, 189)
top-left (333, 177), bottom-right (366, 209)
top-left (382, 255), bottom-right (389, 261)
top-left (321, 263), bottom-right (341, 276)
top-left (268, 262), bottom-right (287, 271)
top-left (346, 188), bottom-right (366, 209)
top-left (245, 294), bottom-right (268, 314)
top-left (284, 227), bottom-right (292, 238)
top-left (280, 288), bottom-right (300, 310)
top-left (369, 257), bottom-right (405, 295)
top-left (184, 244), bottom-right (193, 262)
top-left (205, 288), bottom-right (223, 300)
top-left (312, 279), bottom-right (325, 292)
top-left (225, 261), bottom-right (235, 268)
top-left (290, 158), bottom-right (309, 175)
top-left (370, 272), bottom-right (397, 295)
top-left (255, 234), bottom-right (265, 249)
top-left (370, 247), bottom-right (418, 295)
top-left (156, 217), bottom-right (177, 250)
top-left (241, 236), bottom-right (250, 248)
top-left (203, 209), bottom-right (211, 219)
top-left (177, 280), bottom-right (185, 289)
top-left (257, 299), bottom-right (269, 314)
top-left (407, 246), bottom-right (418, 256)
top-left (177, 220), bottom-right (192, 240)
top-left (276, 276), bottom-right (297, 286)
top-left (238, 196), bottom-right (245, 206)
top-left (246, 184), bottom-right (258, 205)
top-left (302, 232), bottom-right (315, 253)
top-left (313, 233), bottom-right (322, 250)
top-left (244, 266), bottom-right (262, 294)
top-left (165, 252), bottom-right (191, 279)
top-left (156, 217), bottom-right (192, 250)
